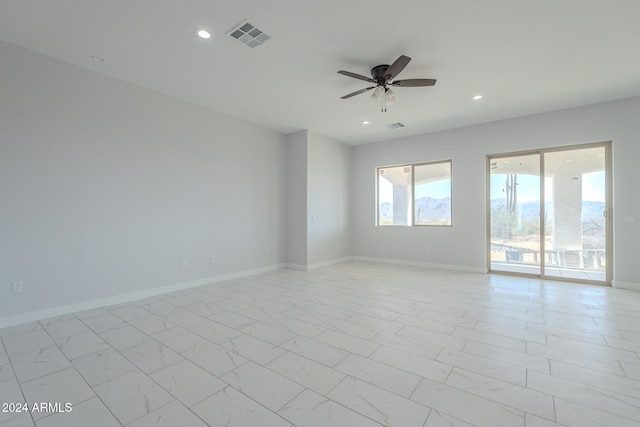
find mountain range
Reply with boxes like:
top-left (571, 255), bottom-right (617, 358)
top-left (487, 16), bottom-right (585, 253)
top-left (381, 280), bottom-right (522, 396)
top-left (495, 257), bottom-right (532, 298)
top-left (380, 197), bottom-right (604, 223)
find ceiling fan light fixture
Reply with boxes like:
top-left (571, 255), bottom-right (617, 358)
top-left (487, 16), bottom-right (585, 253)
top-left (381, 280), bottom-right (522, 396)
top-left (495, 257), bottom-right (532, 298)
top-left (337, 55), bottom-right (436, 111)
top-left (385, 88), bottom-right (396, 106)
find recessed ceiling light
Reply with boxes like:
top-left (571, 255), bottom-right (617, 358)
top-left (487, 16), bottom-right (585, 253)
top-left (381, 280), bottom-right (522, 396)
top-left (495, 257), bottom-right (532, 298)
top-left (362, 121), bottom-right (370, 125)
top-left (473, 95), bottom-right (483, 100)
top-left (91, 55), bottom-right (106, 63)
top-left (196, 28), bottom-right (212, 39)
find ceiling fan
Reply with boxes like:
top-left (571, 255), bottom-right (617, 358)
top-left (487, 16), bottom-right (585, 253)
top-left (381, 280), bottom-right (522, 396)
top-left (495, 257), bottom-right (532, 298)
top-left (337, 55), bottom-right (436, 111)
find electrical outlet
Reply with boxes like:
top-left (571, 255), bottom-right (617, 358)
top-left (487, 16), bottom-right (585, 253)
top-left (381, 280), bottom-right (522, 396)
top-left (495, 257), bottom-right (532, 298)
top-left (209, 256), bottom-right (215, 264)
top-left (12, 281), bottom-right (23, 293)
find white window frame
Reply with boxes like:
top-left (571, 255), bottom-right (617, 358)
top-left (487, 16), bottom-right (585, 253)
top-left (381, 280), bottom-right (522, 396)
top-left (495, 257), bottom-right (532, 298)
top-left (376, 160), bottom-right (452, 227)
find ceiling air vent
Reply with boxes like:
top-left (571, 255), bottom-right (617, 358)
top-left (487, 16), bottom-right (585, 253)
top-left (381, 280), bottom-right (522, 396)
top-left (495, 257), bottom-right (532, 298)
top-left (227, 20), bottom-right (270, 48)
top-left (386, 122), bottom-right (405, 130)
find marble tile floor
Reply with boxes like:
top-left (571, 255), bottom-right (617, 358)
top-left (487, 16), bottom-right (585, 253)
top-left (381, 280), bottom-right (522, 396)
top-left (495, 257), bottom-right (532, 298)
top-left (1, 261), bottom-right (640, 426)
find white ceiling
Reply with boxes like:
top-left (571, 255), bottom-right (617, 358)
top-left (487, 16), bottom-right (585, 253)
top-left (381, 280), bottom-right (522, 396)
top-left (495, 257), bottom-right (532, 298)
top-left (2, 0), bottom-right (640, 145)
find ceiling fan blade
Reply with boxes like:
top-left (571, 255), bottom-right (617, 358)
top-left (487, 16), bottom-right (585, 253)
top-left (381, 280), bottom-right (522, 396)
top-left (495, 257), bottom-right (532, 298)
top-left (341, 86), bottom-right (376, 99)
top-left (337, 70), bottom-right (376, 83)
top-left (384, 55), bottom-right (411, 80)
top-left (392, 78), bottom-right (437, 87)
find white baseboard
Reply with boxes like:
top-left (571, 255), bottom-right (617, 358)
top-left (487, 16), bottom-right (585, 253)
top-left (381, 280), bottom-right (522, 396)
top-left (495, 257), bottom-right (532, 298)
top-left (307, 257), bottom-right (353, 270)
top-left (286, 257), bottom-right (353, 271)
top-left (285, 263), bottom-right (309, 271)
top-left (352, 256), bottom-right (488, 274)
top-left (0, 263), bottom-right (286, 330)
top-left (612, 280), bottom-right (640, 291)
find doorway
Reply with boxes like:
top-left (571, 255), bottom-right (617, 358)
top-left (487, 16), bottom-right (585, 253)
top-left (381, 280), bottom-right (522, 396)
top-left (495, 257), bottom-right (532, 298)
top-left (488, 142), bottom-right (611, 284)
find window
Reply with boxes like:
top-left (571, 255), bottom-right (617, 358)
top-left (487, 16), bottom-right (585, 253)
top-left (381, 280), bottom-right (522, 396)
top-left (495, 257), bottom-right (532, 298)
top-left (377, 160), bottom-right (452, 226)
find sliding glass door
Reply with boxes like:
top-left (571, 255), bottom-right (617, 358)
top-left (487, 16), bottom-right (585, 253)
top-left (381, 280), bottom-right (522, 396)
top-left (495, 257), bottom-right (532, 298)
top-left (543, 146), bottom-right (608, 281)
top-left (489, 154), bottom-right (542, 275)
top-left (488, 143), bottom-right (611, 284)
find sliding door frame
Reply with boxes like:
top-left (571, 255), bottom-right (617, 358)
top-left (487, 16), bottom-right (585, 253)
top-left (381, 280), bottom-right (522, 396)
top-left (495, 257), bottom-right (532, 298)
top-left (486, 141), bottom-right (612, 286)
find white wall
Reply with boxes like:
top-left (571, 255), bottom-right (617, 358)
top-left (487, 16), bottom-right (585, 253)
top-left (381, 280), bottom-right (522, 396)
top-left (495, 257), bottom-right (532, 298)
top-left (352, 96), bottom-right (640, 285)
top-left (286, 131), bottom-right (352, 269)
top-left (0, 42), bottom-right (289, 321)
top-left (307, 132), bottom-right (352, 266)
top-left (286, 131), bottom-right (308, 267)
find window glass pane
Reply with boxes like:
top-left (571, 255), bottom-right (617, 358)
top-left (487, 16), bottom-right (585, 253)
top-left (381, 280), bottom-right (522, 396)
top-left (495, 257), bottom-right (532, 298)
top-left (544, 146), bottom-right (606, 281)
top-left (489, 154), bottom-right (541, 275)
top-left (378, 166), bottom-right (412, 225)
top-left (414, 162), bottom-right (451, 225)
